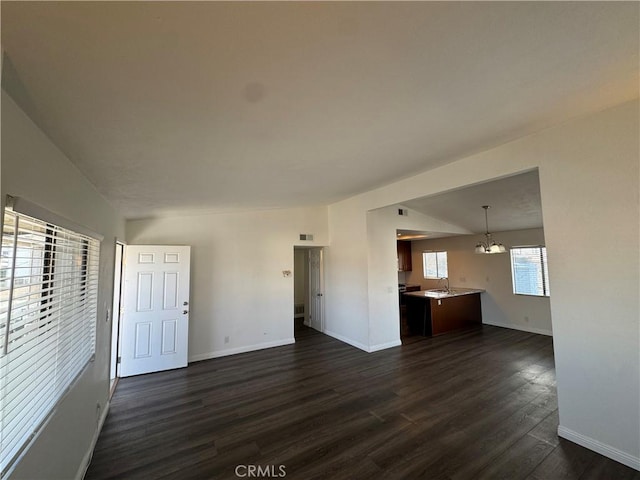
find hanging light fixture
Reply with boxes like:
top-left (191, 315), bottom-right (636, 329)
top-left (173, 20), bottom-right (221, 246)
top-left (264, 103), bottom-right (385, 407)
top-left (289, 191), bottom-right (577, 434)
top-left (475, 205), bottom-right (506, 254)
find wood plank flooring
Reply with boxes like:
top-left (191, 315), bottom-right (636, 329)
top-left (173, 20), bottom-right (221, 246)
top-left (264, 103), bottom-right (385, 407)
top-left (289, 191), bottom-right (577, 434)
top-left (86, 326), bottom-right (639, 480)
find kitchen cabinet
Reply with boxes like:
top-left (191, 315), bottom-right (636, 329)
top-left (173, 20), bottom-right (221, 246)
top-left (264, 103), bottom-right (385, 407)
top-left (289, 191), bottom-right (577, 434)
top-left (399, 284), bottom-right (421, 306)
top-left (397, 240), bottom-right (412, 271)
top-left (405, 290), bottom-right (482, 336)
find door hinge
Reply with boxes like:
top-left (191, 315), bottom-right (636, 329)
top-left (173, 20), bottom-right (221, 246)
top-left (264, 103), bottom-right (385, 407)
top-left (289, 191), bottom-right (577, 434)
top-left (117, 356), bottom-right (121, 364)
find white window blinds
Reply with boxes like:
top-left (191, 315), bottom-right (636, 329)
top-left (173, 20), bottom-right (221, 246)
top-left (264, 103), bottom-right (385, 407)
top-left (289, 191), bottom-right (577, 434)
top-left (510, 246), bottom-right (550, 297)
top-left (0, 207), bottom-right (100, 477)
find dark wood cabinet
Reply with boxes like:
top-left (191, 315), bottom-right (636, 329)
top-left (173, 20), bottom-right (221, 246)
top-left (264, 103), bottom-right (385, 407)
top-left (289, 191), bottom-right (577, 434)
top-left (399, 285), bottom-right (420, 306)
top-left (397, 240), bottom-right (412, 271)
top-left (431, 294), bottom-right (482, 336)
top-left (405, 295), bottom-right (431, 336)
top-left (405, 293), bottom-right (482, 336)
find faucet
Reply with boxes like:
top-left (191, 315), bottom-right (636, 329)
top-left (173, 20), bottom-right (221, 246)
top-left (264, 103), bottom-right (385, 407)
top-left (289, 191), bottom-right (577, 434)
top-left (439, 277), bottom-right (450, 293)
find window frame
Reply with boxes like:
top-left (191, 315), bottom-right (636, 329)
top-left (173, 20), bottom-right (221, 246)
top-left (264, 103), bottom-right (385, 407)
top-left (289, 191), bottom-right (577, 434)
top-left (422, 250), bottom-right (448, 279)
top-left (510, 245), bottom-right (550, 297)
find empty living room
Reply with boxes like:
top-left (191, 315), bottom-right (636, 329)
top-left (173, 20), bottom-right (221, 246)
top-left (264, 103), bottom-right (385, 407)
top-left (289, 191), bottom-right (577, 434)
top-left (1, 2), bottom-right (639, 479)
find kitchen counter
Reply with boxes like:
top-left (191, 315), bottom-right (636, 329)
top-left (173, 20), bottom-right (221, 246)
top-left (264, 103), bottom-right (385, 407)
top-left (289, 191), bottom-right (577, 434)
top-left (405, 287), bottom-right (485, 299)
top-left (404, 288), bottom-right (484, 336)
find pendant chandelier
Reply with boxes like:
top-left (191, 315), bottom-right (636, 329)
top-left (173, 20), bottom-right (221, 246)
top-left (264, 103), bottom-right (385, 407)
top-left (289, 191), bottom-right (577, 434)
top-left (475, 205), bottom-right (506, 254)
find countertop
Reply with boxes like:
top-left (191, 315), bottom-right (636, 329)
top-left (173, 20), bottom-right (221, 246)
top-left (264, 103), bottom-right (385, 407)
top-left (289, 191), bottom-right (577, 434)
top-left (404, 288), bottom-right (485, 299)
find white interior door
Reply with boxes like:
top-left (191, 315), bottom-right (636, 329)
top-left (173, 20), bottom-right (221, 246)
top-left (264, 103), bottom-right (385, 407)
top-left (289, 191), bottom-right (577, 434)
top-left (308, 248), bottom-right (324, 332)
top-left (120, 245), bottom-right (191, 377)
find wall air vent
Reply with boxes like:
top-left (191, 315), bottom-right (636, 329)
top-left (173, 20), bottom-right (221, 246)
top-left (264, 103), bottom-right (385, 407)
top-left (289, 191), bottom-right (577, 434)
top-left (398, 208), bottom-right (408, 216)
top-left (299, 234), bottom-right (314, 241)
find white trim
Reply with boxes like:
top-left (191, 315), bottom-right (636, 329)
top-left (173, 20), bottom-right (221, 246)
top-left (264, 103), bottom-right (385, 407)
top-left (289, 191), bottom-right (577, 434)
top-left (77, 399), bottom-right (110, 480)
top-left (558, 425), bottom-right (640, 471)
top-left (324, 329), bottom-right (369, 352)
top-left (325, 330), bottom-right (402, 353)
top-left (188, 338), bottom-right (295, 362)
top-left (368, 339), bottom-right (402, 353)
top-left (482, 320), bottom-right (552, 337)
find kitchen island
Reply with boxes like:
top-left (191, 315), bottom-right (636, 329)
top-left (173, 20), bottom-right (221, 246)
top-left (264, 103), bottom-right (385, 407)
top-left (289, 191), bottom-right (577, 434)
top-left (404, 288), bottom-right (484, 336)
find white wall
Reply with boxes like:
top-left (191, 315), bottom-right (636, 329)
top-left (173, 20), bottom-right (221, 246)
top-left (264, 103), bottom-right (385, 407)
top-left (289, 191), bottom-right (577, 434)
top-left (326, 100), bottom-right (639, 468)
top-left (366, 209), bottom-right (400, 350)
top-left (366, 205), bottom-right (472, 350)
top-left (126, 206), bottom-right (328, 361)
top-left (407, 228), bottom-right (552, 335)
top-left (536, 102), bottom-right (639, 468)
top-left (1, 91), bottom-right (126, 479)
top-left (324, 197), bottom-right (370, 349)
top-left (324, 199), bottom-right (471, 351)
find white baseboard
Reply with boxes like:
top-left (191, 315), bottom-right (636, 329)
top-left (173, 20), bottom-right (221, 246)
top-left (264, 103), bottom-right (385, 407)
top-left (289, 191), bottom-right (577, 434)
top-left (188, 338), bottom-right (296, 362)
top-left (369, 339), bottom-right (402, 352)
top-left (77, 398), bottom-right (110, 480)
top-left (324, 329), bottom-right (369, 352)
top-left (558, 425), bottom-right (640, 471)
top-left (483, 320), bottom-right (553, 336)
top-left (323, 330), bottom-right (401, 353)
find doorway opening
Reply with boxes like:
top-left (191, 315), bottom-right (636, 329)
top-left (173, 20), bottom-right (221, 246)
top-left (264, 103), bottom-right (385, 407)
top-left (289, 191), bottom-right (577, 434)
top-left (110, 241), bottom-right (125, 393)
top-left (293, 246), bottom-right (325, 338)
top-left (293, 248), bottom-right (308, 337)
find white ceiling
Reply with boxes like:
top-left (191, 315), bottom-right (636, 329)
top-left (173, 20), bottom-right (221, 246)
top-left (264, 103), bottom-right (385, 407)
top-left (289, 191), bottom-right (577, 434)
top-left (402, 169), bottom-right (543, 234)
top-left (2, 2), bottom-right (638, 219)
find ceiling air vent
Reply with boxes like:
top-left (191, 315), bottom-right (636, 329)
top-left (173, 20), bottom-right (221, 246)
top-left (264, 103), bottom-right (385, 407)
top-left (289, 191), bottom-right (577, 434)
top-left (299, 234), bottom-right (314, 241)
top-left (398, 208), bottom-right (408, 216)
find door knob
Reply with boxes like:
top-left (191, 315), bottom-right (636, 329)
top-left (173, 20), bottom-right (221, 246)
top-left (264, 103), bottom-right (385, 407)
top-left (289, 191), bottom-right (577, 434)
top-left (183, 301), bottom-right (189, 306)
top-left (183, 310), bottom-right (189, 315)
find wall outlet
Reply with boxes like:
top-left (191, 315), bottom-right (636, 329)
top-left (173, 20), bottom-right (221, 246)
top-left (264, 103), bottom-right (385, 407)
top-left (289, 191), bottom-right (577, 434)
top-left (224, 336), bottom-right (229, 344)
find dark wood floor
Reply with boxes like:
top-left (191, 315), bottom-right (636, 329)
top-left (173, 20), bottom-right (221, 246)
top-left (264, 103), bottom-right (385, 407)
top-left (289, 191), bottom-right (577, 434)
top-left (86, 325), bottom-right (639, 480)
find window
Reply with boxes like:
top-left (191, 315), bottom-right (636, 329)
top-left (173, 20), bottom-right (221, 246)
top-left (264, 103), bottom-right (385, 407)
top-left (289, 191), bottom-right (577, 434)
top-left (510, 246), bottom-right (550, 297)
top-left (423, 251), bottom-right (448, 279)
top-left (0, 206), bottom-right (100, 476)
